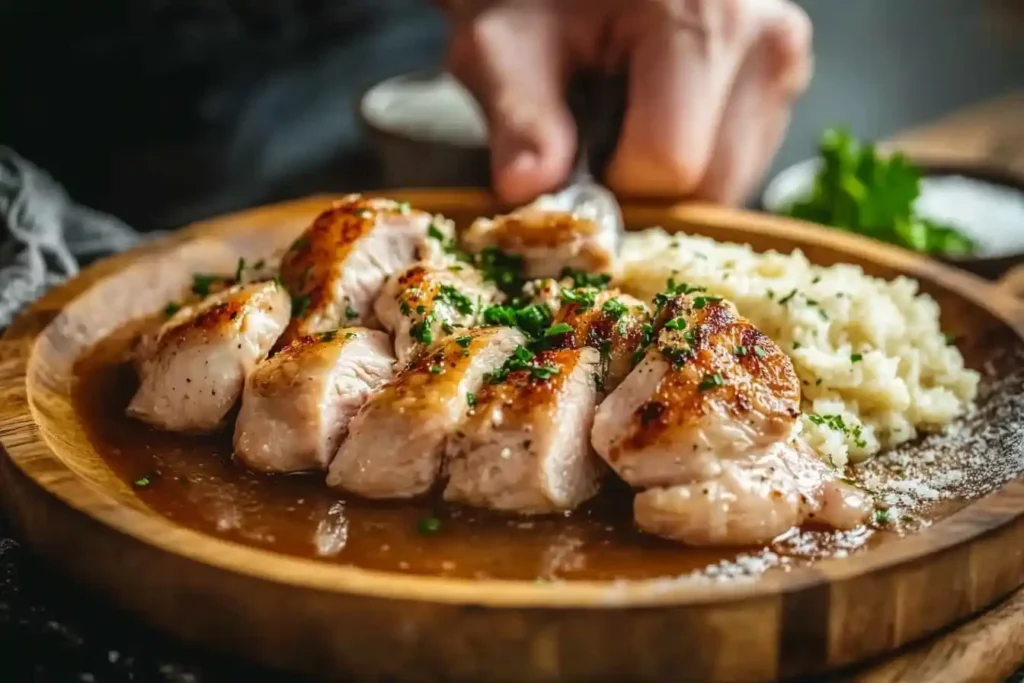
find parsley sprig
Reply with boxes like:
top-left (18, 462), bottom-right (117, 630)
top-left (781, 128), bottom-right (975, 256)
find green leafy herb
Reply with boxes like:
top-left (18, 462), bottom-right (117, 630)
top-left (944, 332), bottom-right (958, 345)
top-left (753, 346), bottom-right (767, 358)
top-left (163, 301), bottom-right (181, 318)
top-left (345, 332), bottom-right (356, 340)
top-left (411, 314), bottom-right (435, 345)
top-left (807, 412), bottom-right (867, 448)
top-left (345, 304), bottom-right (358, 320)
top-left (320, 330), bottom-right (338, 342)
top-left (191, 273), bottom-right (221, 297)
top-left (475, 246), bottom-right (523, 294)
top-left (560, 287), bottom-right (598, 311)
top-left (429, 364), bottom-right (444, 374)
top-left (734, 345), bottom-right (749, 357)
top-left (397, 201), bottom-right (411, 214)
top-left (780, 128), bottom-right (975, 256)
top-left (559, 267), bottom-right (611, 290)
top-left (466, 392), bottom-right (477, 407)
top-left (133, 475), bottom-right (153, 488)
top-left (235, 258), bottom-right (246, 283)
top-left (290, 235), bottom-right (309, 251)
top-left (439, 285), bottom-right (475, 315)
top-left (698, 373), bottom-right (724, 391)
top-left (692, 296), bottom-right (723, 310)
top-left (455, 335), bottom-right (473, 348)
top-left (417, 517), bottom-right (442, 534)
top-left (602, 297), bottom-right (628, 319)
top-left (873, 508), bottom-right (891, 525)
top-left (851, 353), bottom-right (863, 362)
top-left (778, 289), bottom-right (798, 305)
top-left (665, 316), bottom-right (687, 331)
top-left (487, 345), bottom-right (560, 384)
top-left (544, 323), bottom-right (573, 338)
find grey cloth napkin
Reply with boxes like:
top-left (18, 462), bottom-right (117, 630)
top-left (0, 147), bottom-right (143, 328)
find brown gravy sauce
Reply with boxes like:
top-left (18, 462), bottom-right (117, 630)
top-left (72, 320), bottom-right (984, 583)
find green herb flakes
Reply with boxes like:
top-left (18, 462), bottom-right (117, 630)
top-left (417, 517), bottom-right (442, 534)
top-left (698, 373), bottom-right (724, 391)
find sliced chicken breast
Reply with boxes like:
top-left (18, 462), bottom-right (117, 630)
top-left (127, 280), bottom-right (290, 433)
top-left (463, 206), bottom-right (618, 279)
top-left (278, 194), bottom-right (454, 342)
top-left (547, 288), bottom-right (652, 392)
top-left (373, 262), bottom-right (499, 365)
top-left (634, 441), bottom-right (873, 546)
top-left (327, 326), bottom-right (527, 499)
top-left (444, 347), bottom-right (605, 514)
top-left (592, 289), bottom-right (871, 544)
top-left (233, 328), bottom-right (396, 473)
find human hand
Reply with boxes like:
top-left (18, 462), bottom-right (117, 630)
top-left (444, 0), bottom-right (813, 206)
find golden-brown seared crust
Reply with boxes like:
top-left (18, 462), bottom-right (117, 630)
top-left (471, 348), bottom-right (578, 420)
top-left (488, 210), bottom-right (599, 249)
top-left (548, 289), bottom-right (651, 383)
top-left (248, 328), bottom-right (372, 396)
top-left (278, 194), bottom-right (413, 340)
top-left (156, 283), bottom-right (287, 353)
top-left (377, 327), bottom-right (494, 414)
top-left (617, 295), bottom-right (801, 456)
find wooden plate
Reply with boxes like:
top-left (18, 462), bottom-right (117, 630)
top-left (2, 190), bottom-right (1024, 683)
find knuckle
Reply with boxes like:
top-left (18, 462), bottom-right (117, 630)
top-left (764, 4), bottom-right (813, 68)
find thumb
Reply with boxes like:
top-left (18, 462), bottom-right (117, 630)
top-left (448, 10), bottom-right (576, 205)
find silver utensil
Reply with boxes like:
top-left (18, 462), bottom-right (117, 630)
top-left (541, 74), bottom-right (627, 250)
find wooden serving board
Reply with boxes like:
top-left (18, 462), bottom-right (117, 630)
top-left (2, 191), bottom-right (1024, 683)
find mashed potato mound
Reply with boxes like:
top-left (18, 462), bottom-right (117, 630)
top-left (619, 229), bottom-right (979, 469)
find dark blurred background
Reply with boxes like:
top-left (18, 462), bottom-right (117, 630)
top-left (1, 0), bottom-right (1022, 230)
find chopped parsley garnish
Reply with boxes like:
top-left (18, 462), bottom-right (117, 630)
top-left (466, 392), bottom-right (477, 407)
top-left (692, 296), bottom-right (723, 310)
top-left (455, 335), bottom-right (473, 348)
top-left (320, 330), bottom-right (337, 342)
top-left (475, 246), bottom-right (523, 294)
top-left (399, 300), bottom-right (411, 315)
top-left (291, 295), bottom-right (310, 318)
top-left (665, 316), bottom-right (687, 331)
top-left (345, 332), bottom-right (356, 339)
top-left (428, 364), bottom-right (444, 374)
top-left (163, 301), bottom-right (181, 318)
top-left (778, 289), bottom-right (798, 305)
top-left (487, 345), bottom-right (560, 384)
top-left (793, 341), bottom-right (802, 350)
top-left (851, 353), bottom-right (863, 362)
top-left (438, 285), bottom-right (475, 315)
top-left (191, 273), bottom-right (221, 297)
top-left (698, 373), bottom-right (724, 391)
top-left (427, 223), bottom-right (446, 242)
top-left (411, 314), bottom-right (435, 345)
top-left (253, 259), bottom-right (266, 270)
top-left (133, 475), bottom-right (153, 488)
top-left (735, 346), bottom-right (749, 357)
top-left (754, 346), bottom-right (767, 358)
top-left (417, 517), bottom-right (442, 534)
top-left (544, 323), bottom-right (573, 338)
top-left (602, 297), bottom-right (628, 319)
top-left (397, 201), bottom-right (411, 214)
top-left (632, 323), bottom-right (655, 366)
top-left (290, 235), bottom-right (309, 251)
top-left (660, 346), bottom-right (691, 369)
top-left (873, 508), bottom-right (891, 525)
top-left (234, 258), bottom-right (246, 283)
top-left (654, 279), bottom-right (708, 310)
top-left (482, 303), bottom-right (553, 340)
top-left (345, 304), bottom-right (358, 320)
top-left (559, 267), bottom-right (611, 290)
top-left (560, 287), bottom-right (598, 311)
top-left (807, 413), bottom-right (867, 448)
top-left (944, 332), bottom-right (958, 345)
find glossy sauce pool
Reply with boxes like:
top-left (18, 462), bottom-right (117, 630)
top-left (71, 322), bottom-right (919, 582)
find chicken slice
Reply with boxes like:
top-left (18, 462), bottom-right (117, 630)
top-left (463, 206), bottom-right (618, 279)
top-left (444, 347), bottom-right (605, 514)
top-left (127, 281), bottom-right (290, 433)
top-left (278, 194), bottom-right (454, 342)
top-left (592, 289), bottom-right (871, 544)
top-left (634, 441), bottom-right (873, 546)
top-left (373, 262), bottom-right (499, 365)
top-left (233, 328), bottom-right (397, 473)
top-left (546, 287), bottom-right (652, 392)
top-left (327, 326), bottom-right (527, 499)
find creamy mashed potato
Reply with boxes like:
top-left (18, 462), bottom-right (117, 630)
top-left (619, 229), bottom-right (979, 469)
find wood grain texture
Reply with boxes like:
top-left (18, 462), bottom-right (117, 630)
top-left (2, 190), bottom-right (1024, 682)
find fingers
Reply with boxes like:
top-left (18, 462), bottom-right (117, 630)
top-left (693, 5), bottom-right (813, 204)
top-left (606, 0), bottom-right (754, 197)
top-left (606, 0), bottom-right (813, 201)
top-left (447, 7), bottom-right (577, 205)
